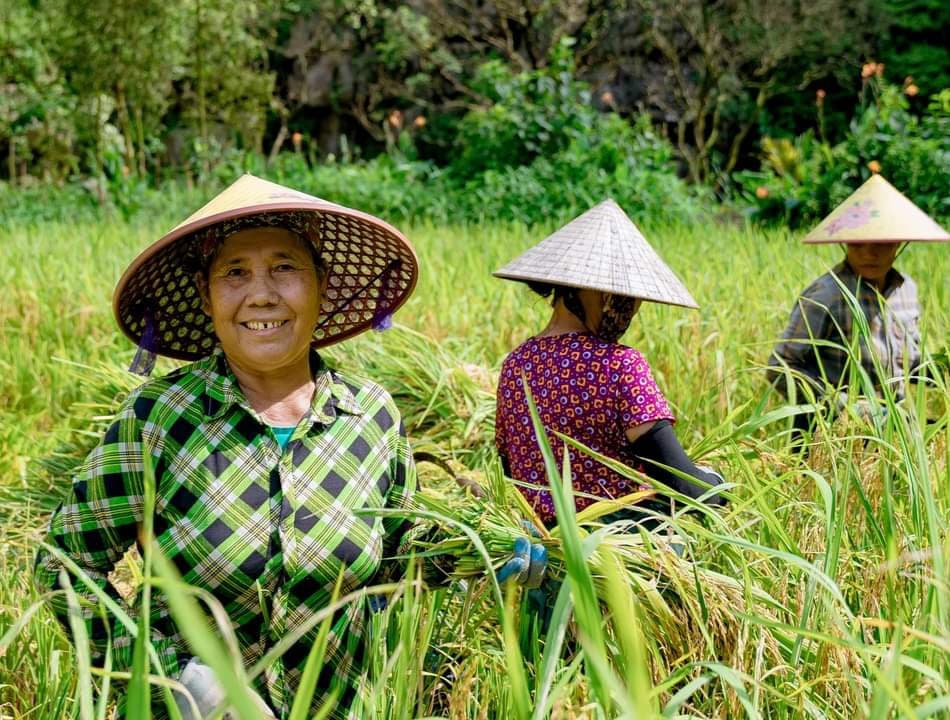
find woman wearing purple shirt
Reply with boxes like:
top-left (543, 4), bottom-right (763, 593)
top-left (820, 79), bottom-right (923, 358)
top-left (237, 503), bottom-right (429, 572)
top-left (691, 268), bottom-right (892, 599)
top-left (494, 200), bottom-right (727, 529)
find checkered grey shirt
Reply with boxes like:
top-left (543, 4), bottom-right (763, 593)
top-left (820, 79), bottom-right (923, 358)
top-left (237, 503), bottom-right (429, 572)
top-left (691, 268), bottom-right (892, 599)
top-left (768, 261), bottom-right (921, 400)
top-left (35, 347), bottom-right (418, 718)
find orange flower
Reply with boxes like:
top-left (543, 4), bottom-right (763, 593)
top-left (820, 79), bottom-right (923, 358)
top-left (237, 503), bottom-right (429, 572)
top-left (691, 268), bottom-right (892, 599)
top-left (867, 160), bottom-right (881, 174)
top-left (600, 90), bottom-right (616, 107)
top-left (755, 186), bottom-right (769, 199)
top-left (861, 62), bottom-right (876, 79)
top-left (905, 84), bottom-right (919, 97)
top-left (291, 131), bottom-right (303, 149)
top-left (815, 88), bottom-right (826, 107)
top-left (387, 110), bottom-right (403, 129)
top-left (413, 115), bottom-right (427, 129)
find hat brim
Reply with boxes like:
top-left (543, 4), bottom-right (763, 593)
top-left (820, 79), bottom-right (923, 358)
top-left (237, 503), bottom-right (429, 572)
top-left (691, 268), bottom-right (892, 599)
top-left (114, 201), bottom-right (418, 361)
top-left (803, 235), bottom-right (948, 244)
top-left (492, 270), bottom-right (700, 310)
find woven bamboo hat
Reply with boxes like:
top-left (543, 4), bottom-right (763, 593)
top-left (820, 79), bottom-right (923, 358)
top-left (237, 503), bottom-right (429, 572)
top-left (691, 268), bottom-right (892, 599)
top-left (114, 174), bottom-right (418, 364)
top-left (803, 174), bottom-right (949, 244)
top-left (493, 198), bottom-right (698, 309)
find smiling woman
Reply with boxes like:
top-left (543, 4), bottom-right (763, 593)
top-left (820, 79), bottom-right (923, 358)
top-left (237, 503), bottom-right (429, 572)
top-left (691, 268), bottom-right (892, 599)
top-left (33, 175), bottom-right (429, 719)
top-left (197, 228), bottom-right (326, 426)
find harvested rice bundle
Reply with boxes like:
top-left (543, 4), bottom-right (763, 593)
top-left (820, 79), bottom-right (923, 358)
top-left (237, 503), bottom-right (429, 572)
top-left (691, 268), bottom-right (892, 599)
top-left (412, 463), bottom-right (786, 673)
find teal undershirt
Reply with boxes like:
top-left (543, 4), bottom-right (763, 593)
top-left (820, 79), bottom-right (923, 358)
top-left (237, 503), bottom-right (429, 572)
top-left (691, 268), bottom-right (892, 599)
top-left (271, 426), bottom-right (295, 449)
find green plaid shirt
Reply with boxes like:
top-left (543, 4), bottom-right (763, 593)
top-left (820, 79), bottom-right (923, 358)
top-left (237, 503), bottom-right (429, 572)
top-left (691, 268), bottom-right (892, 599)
top-left (35, 347), bottom-right (417, 718)
top-left (768, 261), bottom-right (921, 400)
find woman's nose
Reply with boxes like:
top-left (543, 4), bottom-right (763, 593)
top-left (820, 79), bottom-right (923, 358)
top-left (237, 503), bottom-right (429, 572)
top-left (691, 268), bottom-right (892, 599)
top-left (246, 272), bottom-right (280, 304)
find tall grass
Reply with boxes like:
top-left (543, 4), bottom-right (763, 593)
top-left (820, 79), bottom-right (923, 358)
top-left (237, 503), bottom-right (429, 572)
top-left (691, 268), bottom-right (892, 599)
top-left (0, 212), bottom-right (947, 718)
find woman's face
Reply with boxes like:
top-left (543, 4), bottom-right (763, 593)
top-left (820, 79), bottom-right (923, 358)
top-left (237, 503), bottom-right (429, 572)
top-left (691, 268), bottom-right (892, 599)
top-left (845, 242), bottom-right (900, 285)
top-left (198, 227), bottom-right (324, 376)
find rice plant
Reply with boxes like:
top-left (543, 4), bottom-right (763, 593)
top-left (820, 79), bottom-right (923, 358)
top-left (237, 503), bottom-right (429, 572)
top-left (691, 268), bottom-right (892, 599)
top-left (0, 215), bottom-right (947, 718)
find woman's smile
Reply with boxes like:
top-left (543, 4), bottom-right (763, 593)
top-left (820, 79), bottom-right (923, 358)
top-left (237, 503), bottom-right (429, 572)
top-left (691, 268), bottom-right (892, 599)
top-left (241, 319), bottom-right (291, 332)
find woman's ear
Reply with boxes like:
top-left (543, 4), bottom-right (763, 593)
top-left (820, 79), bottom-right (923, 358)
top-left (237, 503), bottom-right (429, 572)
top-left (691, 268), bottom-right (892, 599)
top-left (317, 266), bottom-right (329, 297)
top-left (195, 272), bottom-right (212, 315)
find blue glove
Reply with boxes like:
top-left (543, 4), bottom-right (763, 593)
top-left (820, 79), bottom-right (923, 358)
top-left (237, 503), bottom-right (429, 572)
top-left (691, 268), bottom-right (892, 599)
top-left (496, 522), bottom-right (547, 589)
top-left (368, 594), bottom-right (388, 613)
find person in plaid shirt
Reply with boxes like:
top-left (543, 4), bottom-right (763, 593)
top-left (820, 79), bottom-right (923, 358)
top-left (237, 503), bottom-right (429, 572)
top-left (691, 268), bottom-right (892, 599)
top-left (767, 175), bottom-right (948, 442)
top-left (35, 176), bottom-right (549, 719)
top-left (768, 244), bottom-right (921, 403)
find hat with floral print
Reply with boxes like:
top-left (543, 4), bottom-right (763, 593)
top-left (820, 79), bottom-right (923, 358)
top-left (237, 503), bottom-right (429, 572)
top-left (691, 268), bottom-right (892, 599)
top-left (114, 174), bottom-right (417, 373)
top-left (493, 198), bottom-right (698, 309)
top-left (804, 174), bottom-right (949, 244)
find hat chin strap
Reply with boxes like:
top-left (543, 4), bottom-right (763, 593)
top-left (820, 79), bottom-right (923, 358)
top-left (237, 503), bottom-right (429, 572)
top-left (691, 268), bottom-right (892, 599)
top-left (129, 311), bottom-right (158, 376)
top-left (314, 259), bottom-right (402, 336)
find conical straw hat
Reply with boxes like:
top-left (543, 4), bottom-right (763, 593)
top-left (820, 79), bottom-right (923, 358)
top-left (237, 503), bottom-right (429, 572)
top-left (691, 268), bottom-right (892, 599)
top-left (493, 199), bottom-right (698, 309)
top-left (803, 174), bottom-right (949, 244)
top-left (114, 174), bottom-right (418, 361)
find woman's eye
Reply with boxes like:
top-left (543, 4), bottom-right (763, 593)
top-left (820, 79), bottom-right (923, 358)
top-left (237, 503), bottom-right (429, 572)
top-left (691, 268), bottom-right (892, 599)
top-left (274, 263), bottom-right (297, 272)
top-left (224, 267), bottom-right (247, 278)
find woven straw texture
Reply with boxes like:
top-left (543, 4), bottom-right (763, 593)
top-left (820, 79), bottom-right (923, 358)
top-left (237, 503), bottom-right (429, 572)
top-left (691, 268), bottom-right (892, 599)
top-left (494, 198), bottom-right (698, 309)
top-left (114, 174), bottom-right (417, 360)
top-left (804, 174), bottom-right (949, 244)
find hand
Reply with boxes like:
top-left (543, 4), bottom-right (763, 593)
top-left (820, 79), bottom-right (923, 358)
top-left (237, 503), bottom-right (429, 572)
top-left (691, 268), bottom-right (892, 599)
top-left (495, 521), bottom-right (547, 589)
top-left (455, 474), bottom-right (486, 498)
top-left (696, 465), bottom-right (727, 507)
top-left (836, 392), bottom-right (887, 421)
top-left (368, 594), bottom-right (388, 613)
top-left (174, 657), bottom-right (276, 720)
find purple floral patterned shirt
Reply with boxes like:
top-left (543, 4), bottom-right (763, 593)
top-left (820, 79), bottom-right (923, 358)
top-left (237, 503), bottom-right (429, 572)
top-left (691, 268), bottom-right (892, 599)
top-left (495, 332), bottom-right (675, 526)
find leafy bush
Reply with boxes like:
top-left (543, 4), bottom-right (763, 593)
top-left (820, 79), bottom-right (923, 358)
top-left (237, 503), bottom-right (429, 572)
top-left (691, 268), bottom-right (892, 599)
top-left (1, 84), bottom-right (706, 228)
top-left (452, 114), bottom-right (706, 225)
top-left (450, 38), bottom-right (598, 180)
top-left (737, 77), bottom-right (950, 227)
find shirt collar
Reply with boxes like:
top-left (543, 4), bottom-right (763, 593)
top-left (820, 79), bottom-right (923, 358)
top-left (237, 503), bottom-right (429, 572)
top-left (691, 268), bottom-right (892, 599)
top-left (833, 260), bottom-right (905, 295)
top-left (198, 346), bottom-right (364, 422)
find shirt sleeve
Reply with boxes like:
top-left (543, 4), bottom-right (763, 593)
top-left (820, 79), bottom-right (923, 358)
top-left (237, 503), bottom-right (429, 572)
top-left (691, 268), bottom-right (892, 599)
top-left (901, 281), bottom-right (922, 375)
top-left (616, 349), bottom-right (675, 430)
top-left (33, 397), bottom-right (182, 675)
top-left (382, 409), bottom-right (456, 586)
top-left (494, 360), bottom-right (510, 468)
top-left (385, 417), bottom-right (418, 553)
top-left (767, 285), bottom-right (836, 399)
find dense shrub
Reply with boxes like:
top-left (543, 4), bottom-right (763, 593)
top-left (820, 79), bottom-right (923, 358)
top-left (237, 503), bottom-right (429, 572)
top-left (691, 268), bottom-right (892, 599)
top-left (449, 39), bottom-right (597, 180)
top-left (737, 78), bottom-right (949, 227)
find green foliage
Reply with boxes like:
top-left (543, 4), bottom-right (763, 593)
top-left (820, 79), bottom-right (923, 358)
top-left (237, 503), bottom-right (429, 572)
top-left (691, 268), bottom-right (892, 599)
top-left (452, 113), bottom-right (706, 224)
top-left (737, 77), bottom-right (950, 227)
top-left (451, 39), bottom-right (594, 180)
top-left (0, 0), bottom-right (274, 185)
top-left (0, 3), bottom-right (78, 182)
top-left (1, 104), bottom-right (705, 228)
top-left (879, 0), bottom-right (950, 96)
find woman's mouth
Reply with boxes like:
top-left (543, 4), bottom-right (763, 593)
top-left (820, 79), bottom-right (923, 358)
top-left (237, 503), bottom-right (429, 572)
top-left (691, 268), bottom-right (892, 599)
top-left (242, 320), bottom-right (289, 331)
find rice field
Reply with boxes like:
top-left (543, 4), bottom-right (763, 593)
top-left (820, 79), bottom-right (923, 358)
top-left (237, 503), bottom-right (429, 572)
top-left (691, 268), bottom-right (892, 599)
top-left (0, 208), bottom-right (947, 719)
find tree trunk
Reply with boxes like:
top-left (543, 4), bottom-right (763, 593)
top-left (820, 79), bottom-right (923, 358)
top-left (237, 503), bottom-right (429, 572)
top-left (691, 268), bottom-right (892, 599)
top-left (268, 123), bottom-right (288, 166)
top-left (7, 139), bottom-right (15, 186)
top-left (134, 104), bottom-right (147, 178)
top-left (196, 0), bottom-right (208, 153)
top-left (115, 83), bottom-right (137, 177)
top-left (93, 95), bottom-right (106, 204)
